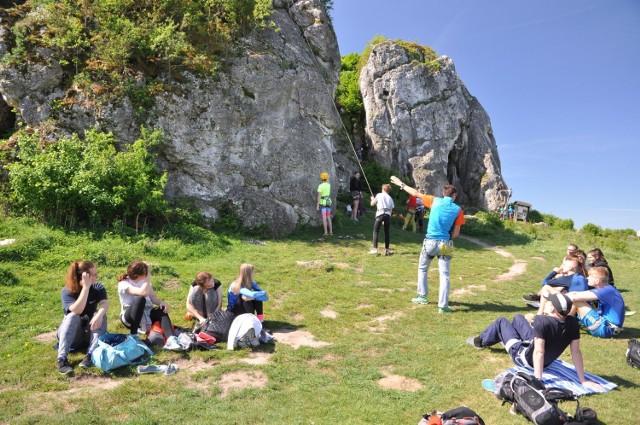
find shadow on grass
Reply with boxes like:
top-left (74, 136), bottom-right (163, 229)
top-left (597, 374), bottom-right (637, 390)
top-left (452, 301), bottom-right (529, 314)
top-left (619, 326), bottom-right (640, 339)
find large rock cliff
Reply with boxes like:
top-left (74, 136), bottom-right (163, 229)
top-left (0, 0), bottom-right (344, 236)
top-left (360, 41), bottom-right (506, 210)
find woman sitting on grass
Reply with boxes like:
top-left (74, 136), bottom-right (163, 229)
top-left (227, 263), bottom-right (268, 322)
top-left (56, 260), bottom-right (109, 374)
top-left (117, 260), bottom-right (177, 346)
top-left (186, 271), bottom-right (222, 325)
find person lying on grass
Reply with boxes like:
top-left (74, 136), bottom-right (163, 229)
top-left (522, 256), bottom-right (588, 304)
top-left (566, 266), bottom-right (625, 338)
top-left (467, 293), bottom-right (604, 391)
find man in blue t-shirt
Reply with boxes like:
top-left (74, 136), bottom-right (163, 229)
top-left (568, 266), bottom-right (625, 338)
top-left (390, 176), bottom-right (465, 313)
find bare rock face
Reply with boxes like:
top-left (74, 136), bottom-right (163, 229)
top-left (360, 41), bottom-right (507, 210)
top-left (0, 0), bottom-right (343, 236)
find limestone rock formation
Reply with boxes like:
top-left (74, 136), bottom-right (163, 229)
top-left (0, 0), bottom-right (343, 236)
top-left (359, 41), bottom-right (507, 211)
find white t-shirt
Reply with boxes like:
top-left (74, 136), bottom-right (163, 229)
top-left (373, 192), bottom-right (394, 217)
top-left (118, 278), bottom-right (153, 332)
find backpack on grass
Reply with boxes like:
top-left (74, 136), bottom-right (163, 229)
top-left (494, 372), bottom-right (581, 425)
top-left (418, 406), bottom-right (485, 425)
top-left (626, 338), bottom-right (640, 368)
top-left (196, 310), bottom-right (235, 342)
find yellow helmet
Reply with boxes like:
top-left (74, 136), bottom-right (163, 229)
top-left (320, 172), bottom-right (329, 181)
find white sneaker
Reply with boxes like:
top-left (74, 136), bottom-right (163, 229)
top-left (369, 248), bottom-right (378, 254)
top-left (163, 336), bottom-right (182, 351)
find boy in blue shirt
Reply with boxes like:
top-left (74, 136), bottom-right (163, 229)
top-left (568, 267), bottom-right (625, 338)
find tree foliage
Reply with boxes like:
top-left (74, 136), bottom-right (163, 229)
top-left (6, 128), bottom-right (168, 227)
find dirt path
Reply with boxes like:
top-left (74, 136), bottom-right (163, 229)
top-left (458, 235), bottom-right (527, 281)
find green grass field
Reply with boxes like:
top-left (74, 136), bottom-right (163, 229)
top-left (0, 213), bottom-right (638, 424)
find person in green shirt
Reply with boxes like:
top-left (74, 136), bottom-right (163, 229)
top-left (316, 172), bottom-right (333, 236)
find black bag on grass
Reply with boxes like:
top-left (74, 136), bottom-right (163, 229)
top-left (626, 338), bottom-right (640, 368)
top-left (198, 310), bottom-right (235, 342)
top-left (510, 372), bottom-right (570, 425)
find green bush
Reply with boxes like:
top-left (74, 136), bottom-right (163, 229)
top-left (6, 0), bottom-right (274, 76)
top-left (6, 128), bottom-right (168, 228)
top-left (581, 223), bottom-right (603, 236)
top-left (463, 211), bottom-right (505, 237)
top-left (526, 209), bottom-right (543, 223)
top-left (0, 268), bottom-right (19, 286)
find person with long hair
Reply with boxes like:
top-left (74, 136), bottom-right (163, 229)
top-left (587, 248), bottom-right (614, 285)
top-left (228, 263), bottom-right (268, 321)
top-left (117, 260), bottom-right (176, 346)
top-left (56, 260), bottom-right (109, 374)
top-left (186, 271), bottom-right (222, 325)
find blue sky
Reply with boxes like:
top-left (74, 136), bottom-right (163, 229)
top-left (331, 0), bottom-right (640, 231)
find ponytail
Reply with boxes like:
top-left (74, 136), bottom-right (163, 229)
top-left (65, 261), bottom-right (95, 294)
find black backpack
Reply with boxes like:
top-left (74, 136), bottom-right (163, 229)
top-left (196, 310), bottom-right (235, 342)
top-left (494, 372), bottom-right (585, 425)
top-left (626, 338), bottom-right (640, 368)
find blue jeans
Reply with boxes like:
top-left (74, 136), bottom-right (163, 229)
top-left (57, 312), bottom-right (107, 358)
top-left (416, 239), bottom-right (453, 308)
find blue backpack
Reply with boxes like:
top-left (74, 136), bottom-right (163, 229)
top-left (91, 333), bottom-right (153, 372)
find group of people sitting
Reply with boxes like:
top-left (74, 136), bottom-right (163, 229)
top-left (56, 260), bottom-right (267, 374)
top-left (467, 243), bottom-right (625, 387)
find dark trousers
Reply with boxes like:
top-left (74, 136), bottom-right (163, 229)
top-left (122, 296), bottom-right (173, 337)
top-left (232, 298), bottom-right (264, 317)
top-left (373, 214), bottom-right (390, 249)
top-left (480, 315), bottom-right (533, 366)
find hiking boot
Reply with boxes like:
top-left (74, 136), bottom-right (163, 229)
top-left (57, 358), bottom-right (73, 375)
top-left (369, 248), bottom-right (378, 255)
top-left (522, 293), bottom-right (540, 302)
top-left (466, 336), bottom-right (484, 350)
top-left (438, 306), bottom-right (453, 313)
top-left (411, 296), bottom-right (428, 304)
top-left (79, 354), bottom-right (93, 368)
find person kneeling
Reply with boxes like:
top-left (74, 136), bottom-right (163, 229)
top-left (467, 293), bottom-right (602, 390)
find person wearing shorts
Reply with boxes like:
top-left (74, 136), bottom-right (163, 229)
top-left (568, 266), bottom-right (625, 338)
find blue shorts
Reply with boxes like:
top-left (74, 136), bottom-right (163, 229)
top-left (320, 206), bottom-right (331, 216)
top-left (578, 309), bottom-right (617, 338)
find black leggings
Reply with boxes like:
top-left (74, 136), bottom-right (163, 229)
top-left (231, 298), bottom-right (264, 317)
top-left (122, 296), bottom-right (173, 337)
top-left (373, 214), bottom-right (390, 249)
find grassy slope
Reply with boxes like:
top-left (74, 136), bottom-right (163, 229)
top-left (0, 214), bottom-right (638, 424)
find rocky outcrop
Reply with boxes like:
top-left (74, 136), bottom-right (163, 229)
top-left (360, 41), bottom-right (506, 211)
top-left (0, 0), bottom-right (344, 236)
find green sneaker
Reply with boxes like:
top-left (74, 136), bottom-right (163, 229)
top-left (411, 296), bottom-right (428, 304)
top-left (438, 306), bottom-right (453, 313)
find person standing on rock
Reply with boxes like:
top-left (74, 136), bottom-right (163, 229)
top-left (317, 172), bottom-right (333, 236)
top-left (390, 176), bottom-right (465, 313)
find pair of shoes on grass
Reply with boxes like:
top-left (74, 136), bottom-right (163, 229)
top-left (137, 364), bottom-right (178, 375)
